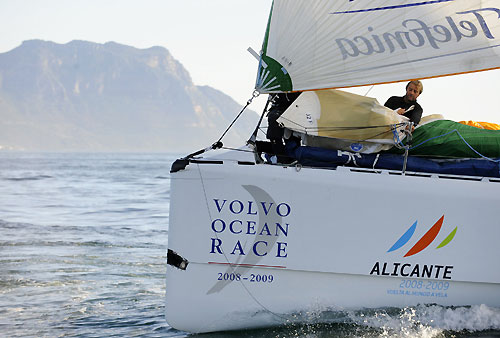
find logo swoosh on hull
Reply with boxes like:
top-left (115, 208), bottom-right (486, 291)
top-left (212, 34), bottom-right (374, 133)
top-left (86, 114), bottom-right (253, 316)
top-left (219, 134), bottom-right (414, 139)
top-left (387, 220), bottom-right (417, 253)
top-left (404, 215), bottom-right (444, 257)
top-left (436, 226), bottom-right (458, 249)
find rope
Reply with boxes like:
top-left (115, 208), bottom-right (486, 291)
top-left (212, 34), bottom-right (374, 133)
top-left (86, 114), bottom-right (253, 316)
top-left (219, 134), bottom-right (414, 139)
top-left (278, 115), bottom-right (406, 132)
top-left (392, 124), bottom-right (410, 149)
top-left (372, 153), bottom-right (381, 169)
top-left (278, 116), bottom-right (408, 143)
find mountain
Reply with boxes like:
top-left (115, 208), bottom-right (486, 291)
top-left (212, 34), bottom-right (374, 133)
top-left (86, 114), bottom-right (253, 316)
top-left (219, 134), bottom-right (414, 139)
top-left (0, 40), bottom-right (260, 152)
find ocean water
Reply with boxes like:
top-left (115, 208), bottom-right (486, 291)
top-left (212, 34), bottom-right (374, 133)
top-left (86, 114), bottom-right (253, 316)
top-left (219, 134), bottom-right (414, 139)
top-left (1, 152), bottom-right (499, 338)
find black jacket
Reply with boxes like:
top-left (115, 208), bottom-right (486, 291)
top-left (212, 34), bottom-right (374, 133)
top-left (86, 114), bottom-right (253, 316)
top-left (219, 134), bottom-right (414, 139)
top-left (384, 96), bottom-right (423, 126)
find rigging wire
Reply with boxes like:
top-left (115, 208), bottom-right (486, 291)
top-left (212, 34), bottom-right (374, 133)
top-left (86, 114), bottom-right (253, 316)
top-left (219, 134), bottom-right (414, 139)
top-left (364, 85), bottom-right (375, 96)
top-left (220, 146), bottom-right (255, 153)
top-left (217, 90), bottom-right (260, 145)
top-left (247, 94), bottom-right (273, 145)
top-left (178, 91), bottom-right (260, 162)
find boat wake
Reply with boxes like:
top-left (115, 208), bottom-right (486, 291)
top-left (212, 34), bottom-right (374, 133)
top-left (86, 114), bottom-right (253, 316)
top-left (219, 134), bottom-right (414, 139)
top-left (195, 304), bottom-right (500, 338)
top-left (346, 304), bottom-right (500, 337)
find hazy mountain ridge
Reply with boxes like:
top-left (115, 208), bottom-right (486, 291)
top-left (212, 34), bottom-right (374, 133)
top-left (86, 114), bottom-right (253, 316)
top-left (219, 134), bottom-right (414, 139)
top-left (0, 40), bottom-right (259, 152)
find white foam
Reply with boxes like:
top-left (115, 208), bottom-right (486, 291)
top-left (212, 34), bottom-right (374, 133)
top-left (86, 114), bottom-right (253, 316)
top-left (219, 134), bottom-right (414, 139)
top-left (348, 304), bottom-right (500, 337)
top-left (414, 304), bottom-right (500, 331)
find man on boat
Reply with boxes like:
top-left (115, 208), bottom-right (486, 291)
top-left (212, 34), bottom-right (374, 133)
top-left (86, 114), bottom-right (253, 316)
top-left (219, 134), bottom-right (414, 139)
top-left (384, 80), bottom-right (423, 130)
top-left (265, 92), bottom-right (301, 163)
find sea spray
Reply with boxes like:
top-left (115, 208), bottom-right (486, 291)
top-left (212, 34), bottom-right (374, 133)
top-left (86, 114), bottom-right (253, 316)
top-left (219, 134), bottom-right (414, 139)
top-left (346, 304), bottom-right (500, 337)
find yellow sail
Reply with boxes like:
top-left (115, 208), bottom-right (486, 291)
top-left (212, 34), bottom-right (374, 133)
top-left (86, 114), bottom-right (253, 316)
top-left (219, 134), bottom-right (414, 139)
top-left (459, 120), bottom-right (500, 130)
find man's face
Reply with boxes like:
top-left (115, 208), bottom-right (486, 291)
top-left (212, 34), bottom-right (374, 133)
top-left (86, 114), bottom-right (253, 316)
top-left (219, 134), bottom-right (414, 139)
top-left (405, 83), bottom-right (421, 101)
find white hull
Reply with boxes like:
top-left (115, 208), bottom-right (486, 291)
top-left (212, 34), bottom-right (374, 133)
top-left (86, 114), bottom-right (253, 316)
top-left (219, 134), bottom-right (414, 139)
top-left (166, 148), bottom-right (500, 333)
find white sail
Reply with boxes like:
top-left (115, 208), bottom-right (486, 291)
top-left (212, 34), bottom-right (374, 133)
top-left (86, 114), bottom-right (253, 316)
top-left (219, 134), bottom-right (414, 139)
top-left (256, 0), bottom-right (500, 93)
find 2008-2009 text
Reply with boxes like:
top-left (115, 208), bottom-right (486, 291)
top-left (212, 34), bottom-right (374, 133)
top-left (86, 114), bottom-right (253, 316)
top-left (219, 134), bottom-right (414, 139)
top-left (217, 272), bottom-right (274, 283)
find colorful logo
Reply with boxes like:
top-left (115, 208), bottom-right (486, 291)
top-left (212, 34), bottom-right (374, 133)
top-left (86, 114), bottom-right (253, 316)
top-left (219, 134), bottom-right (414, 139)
top-left (388, 215), bottom-right (458, 257)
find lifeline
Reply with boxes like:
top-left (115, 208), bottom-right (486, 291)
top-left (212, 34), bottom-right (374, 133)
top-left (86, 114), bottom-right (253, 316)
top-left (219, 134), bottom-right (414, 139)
top-left (370, 262), bottom-right (453, 280)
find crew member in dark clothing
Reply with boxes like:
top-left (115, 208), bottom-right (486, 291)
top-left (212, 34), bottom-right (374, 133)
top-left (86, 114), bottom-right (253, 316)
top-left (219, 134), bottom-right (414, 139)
top-left (266, 92), bottom-right (301, 163)
top-left (384, 80), bottom-right (423, 130)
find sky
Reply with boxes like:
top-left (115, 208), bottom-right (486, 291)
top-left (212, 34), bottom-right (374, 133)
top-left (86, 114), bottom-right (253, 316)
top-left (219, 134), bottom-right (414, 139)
top-left (1, 0), bottom-right (499, 124)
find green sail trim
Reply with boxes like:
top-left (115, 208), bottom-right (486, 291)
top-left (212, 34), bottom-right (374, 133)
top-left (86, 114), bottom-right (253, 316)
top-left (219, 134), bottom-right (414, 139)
top-left (256, 0), bottom-right (292, 93)
top-left (436, 226), bottom-right (458, 249)
top-left (260, 0), bottom-right (273, 57)
top-left (257, 55), bottom-right (293, 93)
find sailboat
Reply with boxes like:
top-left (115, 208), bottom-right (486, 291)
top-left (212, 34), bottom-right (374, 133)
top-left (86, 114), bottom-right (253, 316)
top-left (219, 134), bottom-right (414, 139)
top-left (165, 1), bottom-right (500, 333)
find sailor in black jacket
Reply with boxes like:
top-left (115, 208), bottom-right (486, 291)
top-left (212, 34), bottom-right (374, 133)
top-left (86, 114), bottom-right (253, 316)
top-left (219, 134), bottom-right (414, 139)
top-left (384, 80), bottom-right (423, 128)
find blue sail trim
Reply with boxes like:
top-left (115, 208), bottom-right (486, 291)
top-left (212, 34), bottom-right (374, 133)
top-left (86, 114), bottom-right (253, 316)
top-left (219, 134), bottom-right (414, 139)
top-left (326, 44), bottom-right (500, 80)
top-left (331, 0), bottom-right (455, 15)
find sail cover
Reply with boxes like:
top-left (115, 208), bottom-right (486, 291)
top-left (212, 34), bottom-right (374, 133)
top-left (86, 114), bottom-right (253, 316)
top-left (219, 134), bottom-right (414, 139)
top-left (256, 0), bottom-right (500, 93)
top-left (276, 89), bottom-right (410, 153)
top-left (277, 89), bottom-right (407, 141)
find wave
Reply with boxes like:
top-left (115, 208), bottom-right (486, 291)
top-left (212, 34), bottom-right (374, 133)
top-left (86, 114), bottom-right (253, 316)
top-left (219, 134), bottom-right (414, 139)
top-left (348, 304), bottom-right (500, 336)
top-left (200, 305), bottom-right (500, 338)
top-left (3, 174), bottom-right (53, 181)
